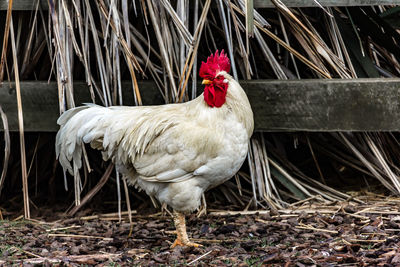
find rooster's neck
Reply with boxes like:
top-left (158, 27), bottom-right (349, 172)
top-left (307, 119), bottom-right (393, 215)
top-left (223, 74), bottom-right (254, 137)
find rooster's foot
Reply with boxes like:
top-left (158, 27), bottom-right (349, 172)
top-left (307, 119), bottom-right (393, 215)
top-left (171, 210), bottom-right (203, 248)
top-left (170, 239), bottom-right (202, 248)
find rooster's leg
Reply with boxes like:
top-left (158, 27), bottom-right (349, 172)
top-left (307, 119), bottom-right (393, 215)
top-left (171, 210), bottom-right (202, 248)
top-left (196, 194), bottom-right (207, 217)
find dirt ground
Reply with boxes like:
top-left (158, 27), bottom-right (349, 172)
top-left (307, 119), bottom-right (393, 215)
top-left (1, 195), bottom-right (400, 266)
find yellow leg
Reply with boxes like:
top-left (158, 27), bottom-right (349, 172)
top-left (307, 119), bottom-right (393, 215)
top-left (170, 210), bottom-right (202, 248)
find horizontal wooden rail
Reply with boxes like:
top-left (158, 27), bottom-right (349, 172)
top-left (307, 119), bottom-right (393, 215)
top-left (0, 0), bottom-right (398, 10)
top-left (1, 79), bottom-right (400, 132)
top-left (0, 0), bottom-right (47, 10)
top-left (254, 0), bottom-right (398, 7)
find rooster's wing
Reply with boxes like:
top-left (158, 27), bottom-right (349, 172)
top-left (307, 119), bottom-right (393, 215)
top-left (56, 103), bottom-right (225, 184)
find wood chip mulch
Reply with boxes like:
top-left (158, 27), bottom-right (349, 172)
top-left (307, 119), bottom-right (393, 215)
top-left (1, 194), bottom-right (400, 266)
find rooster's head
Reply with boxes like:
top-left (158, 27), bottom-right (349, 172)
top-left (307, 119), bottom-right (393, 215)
top-left (199, 50), bottom-right (231, 108)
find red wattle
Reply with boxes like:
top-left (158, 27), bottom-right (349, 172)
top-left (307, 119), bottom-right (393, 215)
top-left (204, 78), bottom-right (228, 108)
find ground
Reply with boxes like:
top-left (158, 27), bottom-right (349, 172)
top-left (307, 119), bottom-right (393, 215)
top-left (1, 195), bottom-right (400, 266)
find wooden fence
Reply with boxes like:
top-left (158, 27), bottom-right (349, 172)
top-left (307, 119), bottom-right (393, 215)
top-left (1, 0), bottom-right (399, 132)
top-left (2, 79), bottom-right (400, 132)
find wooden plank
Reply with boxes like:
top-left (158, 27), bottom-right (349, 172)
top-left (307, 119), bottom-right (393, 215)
top-left (254, 0), bottom-right (398, 7)
top-left (0, 0), bottom-right (47, 10)
top-left (1, 79), bottom-right (400, 132)
top-left (0, 81), bottom-right (164, 132)
top-left (241, 78), bottom-right (400, 131)
top-left (0, 0), bottom-right (397, 10)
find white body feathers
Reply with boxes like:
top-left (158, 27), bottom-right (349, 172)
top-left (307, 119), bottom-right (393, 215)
top-left (56, 73), bottom-right (254, 212)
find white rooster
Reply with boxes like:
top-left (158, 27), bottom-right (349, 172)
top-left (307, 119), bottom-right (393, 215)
top-left (56, 50), bottom-right (254, 247)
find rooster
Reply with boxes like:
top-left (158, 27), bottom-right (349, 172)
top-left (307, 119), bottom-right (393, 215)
top-left (56, 50), bottom-right (254, 247)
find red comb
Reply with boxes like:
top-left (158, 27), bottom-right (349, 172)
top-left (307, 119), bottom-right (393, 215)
top-left (199, 50), bottom-right (231, 80)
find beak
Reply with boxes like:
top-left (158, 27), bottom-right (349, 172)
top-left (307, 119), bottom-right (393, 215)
top-left (202, 79), bottom-right (212, 85)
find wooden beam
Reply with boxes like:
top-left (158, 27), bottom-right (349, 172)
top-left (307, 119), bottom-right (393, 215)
top-left (0, 81), bottom-right (164, 132)
top-left (254, 0), bottom-right (398, 7)
top-left (1, 79), bottom-right (400, 132)
top-left (0, 0), bottom-right (47, 10)
top-left (242, 78), bottom-right (400, 131)
top-left (0, 0), bottom-right (397, 10)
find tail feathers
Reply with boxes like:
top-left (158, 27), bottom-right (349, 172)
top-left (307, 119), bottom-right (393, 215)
top-left (57, 106), bottom-right (91, 125)
top-left (55, 103), bottom-right (179, 176)
top-left (56, 105), bottom-right (105, 175)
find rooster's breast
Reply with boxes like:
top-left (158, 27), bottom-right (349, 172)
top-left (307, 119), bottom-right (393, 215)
top-left (193, 115), bottom-right (250, 190)
top-left (124, 108), bottom-right (251, 212)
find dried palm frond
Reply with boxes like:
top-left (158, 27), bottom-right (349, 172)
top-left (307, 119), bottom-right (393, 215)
top-left (0, 105), bottom-right (10, 196)
top-left (2, 1), bottom-right (400, 215)
top-left (0, 0), bottom-right (13, 82)
top-left (9, 13), bottom-right (30, 218)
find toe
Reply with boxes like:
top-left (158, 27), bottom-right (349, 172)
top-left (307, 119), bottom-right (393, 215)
top-left (187, 242), bottom-right (203, 248)
top-left (170, 239), bottom-right (184, 248)
top-left (170, 239), bottom-right (203, 248)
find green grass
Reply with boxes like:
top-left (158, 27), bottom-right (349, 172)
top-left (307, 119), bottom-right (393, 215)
top-left (0, 244), bottom-right (22, 261)
top-left (107, 262), bottom-right (122, 267)
top-left (0, 219), bottom-right (29, 228)
top-left (245, 256), bottom-right (262, 267)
